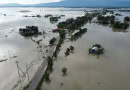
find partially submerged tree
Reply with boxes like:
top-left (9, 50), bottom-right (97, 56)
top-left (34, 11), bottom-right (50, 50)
top-left (49, 37), bottom-right (56, 45)
top-left (59, 30), bottom-right (66, 39)
top-left (113, 21), bottom-right (129, 30)
top-left (70, 45), bottom-right (74, 53)
top-left (124, 16), bottom-right (130, 22)
top-left (44, 73), bottom-right (50, 82)
top-left (47, 57), bottom-right (53, 70)
top-left (62, 67), bottom-right (67, 75)
top-left (65, 48), bottom-right (70, 56)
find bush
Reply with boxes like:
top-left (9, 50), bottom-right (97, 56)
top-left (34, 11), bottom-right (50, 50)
top-left (97, 15), bottom-right (115, 25)
top-left (124, 16), bottom-right (130, 22)
top-left (70, 46), bottom-right (74, 51)
top-left (49, 37), bottom-right (56, 45)
top-left (62, 67), bottom-right (67, 75)
top-left (113, 21), bottom-right (129, 29)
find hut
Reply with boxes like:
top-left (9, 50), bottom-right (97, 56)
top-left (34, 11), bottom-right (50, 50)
top-left (52, 28), bottom-right (61, 32)
top-left (89, 44), bottom-right (104, 55)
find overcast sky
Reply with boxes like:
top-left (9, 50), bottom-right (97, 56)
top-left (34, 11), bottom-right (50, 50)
top-left (0, 0), bottom-right (63, 4)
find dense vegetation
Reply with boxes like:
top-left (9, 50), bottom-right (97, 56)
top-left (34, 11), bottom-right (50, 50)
top-left (19, 26), bottom-right (41, 36)
top-left (62, 67), bottom-right (67, 75)
top-left (49, 37), bottom-right (56, 45)
top-left (71, 28), bottom-right (87, 41)
top-left (97, 15), bottom-right (115, 24)
top-left (97, 14), bottom-right (129, 30)
top-left (113, 21), bottom-right (129, 29)
top-left (124, 16), bottom-right (130, 22)
top-left (65, 45), bottom-right (75, 56)
top-left (57, 13), bottom-right (98, 30)
top-left (49, 16), bottom-right (61, 22)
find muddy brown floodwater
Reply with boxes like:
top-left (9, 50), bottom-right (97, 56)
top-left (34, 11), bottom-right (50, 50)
top-left (42, 23), bottom-right (130, 90)
top-left (0, 7), bottom-right (84, 90)
top-left (0, 7), bottom-right (130, 90)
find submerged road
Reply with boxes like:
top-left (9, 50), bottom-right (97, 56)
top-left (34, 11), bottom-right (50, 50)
top-left (27, 37), bottom-right (60, 90)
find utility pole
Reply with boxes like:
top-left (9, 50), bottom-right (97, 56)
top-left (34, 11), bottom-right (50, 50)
top-left (8, 50), bottom-right (11, 62)
top-left (16, 61), bottom-right (22, 87)
top-left (26, 63), bottom-right (30, 83)
top-left (18, 64), bottom-right (26, 78)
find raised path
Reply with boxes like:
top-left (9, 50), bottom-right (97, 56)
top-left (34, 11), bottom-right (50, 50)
top-left (27, 37), bottom-right (60, 90)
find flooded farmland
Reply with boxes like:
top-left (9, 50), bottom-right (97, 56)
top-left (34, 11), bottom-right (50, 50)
top-left (0, 7), bottom-right (84, 90)
top-left (42, 9), bottom-right (130, 90)
top-left (0, 7), bottom-right (130, 90)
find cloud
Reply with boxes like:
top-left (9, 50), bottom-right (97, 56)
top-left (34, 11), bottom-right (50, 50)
top-left (0, 0), bottom-right (63, 4)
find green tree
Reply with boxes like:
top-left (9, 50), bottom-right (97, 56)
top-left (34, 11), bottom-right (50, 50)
top-left (70, 45), bottom-right (74, 53)
top-left (47, 57), bottom-right (53, 70)
top-left (44, 73), bottom-right (50, 82)
top-left (62, 67), bottom-right (67, 75)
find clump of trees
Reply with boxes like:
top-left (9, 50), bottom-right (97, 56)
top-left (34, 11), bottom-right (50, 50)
top-left (47, 57), bottom-right (54, 71)
top-left (70, 46), bottom-right (74, 53)
top-left (59, 30), bottom-right (66, 39)
top-left (19, 26), bottom-right (41, 36)
top-left (49, 16), bottom-right (61, 22)
top-left (97, 15), bottom-right (129, 30)
top-left (49, 37), bottom-right (56, 45)
top-left (115, 13), bottom-right (122, 16)
top-left (124, 16), bottom-right (130, 22)
top-left (97, 15), bottom-right (115, 24)
top-left (65, 48), bottom-right (70, 56)
top-left (62, 67), bottom-right (67, 76)
top-left (71, 28), bottom-right (87, 41)
top-left (44, 14), bottom-right (53, 18)
top-left (57, 13), bottom-right (97, 30)
top-left (113, 21), bottom-right (129, 30)
top-left (44, 72), bottom-right (50, 82)
top-left (53, 31), bottom-right (66, 58)
top-left (23, 15), bottom-right (41, 18)
top-left (65, 45), bottom-right (75, 56)
top-left (53, 38), bottom-right (64, 58)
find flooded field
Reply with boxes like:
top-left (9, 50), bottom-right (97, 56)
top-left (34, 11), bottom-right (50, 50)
top-left (0, 7), bottom-right (130, 90)
top-left (41, 10), bottom-right (130, 90)
top-left (0, 7), bottom-right (84, 90)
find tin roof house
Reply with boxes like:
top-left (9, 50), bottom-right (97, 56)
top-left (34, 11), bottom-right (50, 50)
top-left (89, 44), bottom-right (104, 55)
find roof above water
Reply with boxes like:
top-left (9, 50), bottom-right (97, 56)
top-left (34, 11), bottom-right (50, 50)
top-left (92, 47), bottom-right (99, 51)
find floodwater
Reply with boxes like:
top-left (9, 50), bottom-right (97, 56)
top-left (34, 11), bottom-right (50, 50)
top-left (42, 10), bottom-right (130, 90)
top-left (0, 7), bottom-right (130, 90)
top-left (0, 7), bottom-right (84, 90)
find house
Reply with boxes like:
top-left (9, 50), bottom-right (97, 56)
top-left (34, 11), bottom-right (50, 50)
top-left (52, 28), bottom-right (61, 32)
top-left (89, 44), bottom-right (104, 55)
top-left (91, 47), bottom-right (99, 54)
